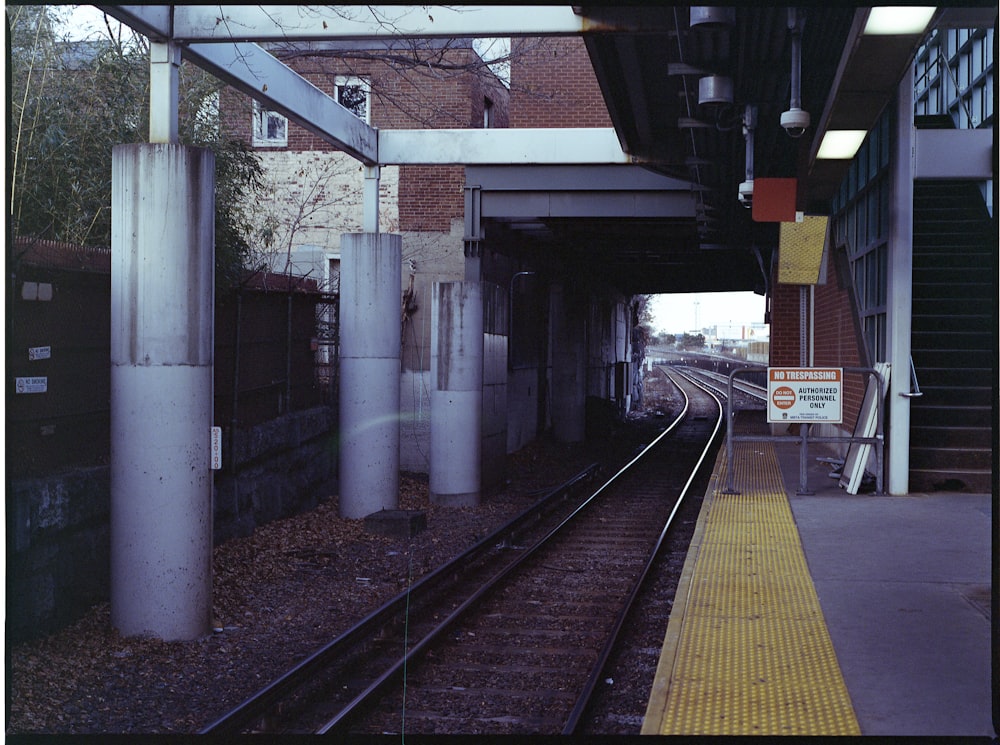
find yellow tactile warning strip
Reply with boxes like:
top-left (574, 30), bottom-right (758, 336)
top-left (643, 441), bottom-right (860, 736)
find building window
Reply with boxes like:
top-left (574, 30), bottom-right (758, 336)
top-left (252, 101), bottom-right (287, 147)
top-left (483, 97), bottom-right (494, 128)
top-left (831, 108), bottom-right (891, 363)
top-left (334, 76), bottom-right (370, 123)
top-left (914, 26), bottom-right (994, 129)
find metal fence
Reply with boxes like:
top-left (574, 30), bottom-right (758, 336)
top-left (8, 238), bottom-right (335, 478)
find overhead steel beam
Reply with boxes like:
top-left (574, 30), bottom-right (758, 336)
top-left (378, 128), bottom-right (631, 166)
top-left (96, 5), bottom-right (172, 41)
top-left (187, 42), bottom-right (378, 164)
top-left (465, 164), bottom-right (693, 191)
top-left (173, 5), bottom-right (587, 42)
top-left (97, 6), bottom-right (380, 162)
top-left (481, 190), bottom-right (695, 219)
top-left (99, 4), bottom-right (665, 43)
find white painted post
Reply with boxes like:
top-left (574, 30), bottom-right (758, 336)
top-left (887, 67), bottom-right (915, 495)
top-left (430, 282), bottom-right (483, 506)
top-left (363, 165), bottom-right (380, 234)
top-left (149, 42), bottom-right (180, 144)
top-left (339, 233), bottom-right (402, 518)
top-left (110, 144), bottom-right (215, 640)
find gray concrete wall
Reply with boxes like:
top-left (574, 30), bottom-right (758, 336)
top-left (9, 406), bottom-right (336, 642)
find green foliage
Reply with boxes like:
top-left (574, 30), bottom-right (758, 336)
top-left (681, 332), bottom-right (706, 349)
top-left (8, 5), bottom-right (263, 289)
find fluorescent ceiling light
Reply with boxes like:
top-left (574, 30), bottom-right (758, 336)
top-left (816, 130), bottom-right (867, 159)
top-left (864, 6), bottom-right (936, 35)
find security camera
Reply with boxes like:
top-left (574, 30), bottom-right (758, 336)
top-left (738, 180), bottom-right (753, 208)
top-left (780, 107), bottom-right (811, 138)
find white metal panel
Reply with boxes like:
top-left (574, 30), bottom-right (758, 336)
top-left (96, 5), bottom-right (172, 40)
top-left (378, 128), bottom-right (630, 165)
top-left (913, 129), bottom-right (994, 180)
top-left (173, 5), bottom-right (585, 41)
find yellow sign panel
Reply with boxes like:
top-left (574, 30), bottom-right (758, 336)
top-left (777, 215), bottom-right (828, 285)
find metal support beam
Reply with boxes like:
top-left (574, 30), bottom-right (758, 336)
top-left (172, 5), bottom-right (588, 41)
top-left (149, 41), bottom-right (180, 143)
top-left (363, 165), bottom-right (380, 233)
top-left (887, 67), bottom-right (916, 495)
top-left (378, 128), bottom-right (631, 165)
top-left (184, 42), bottom-right (378, 164)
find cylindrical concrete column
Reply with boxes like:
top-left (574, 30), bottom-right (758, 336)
top-left (430, 282), bottom-right (483, 506)
top-left (550, 283), bottom-right (586, 442)
top-left (110, 144), bottom-right (215, 640)
top-left (339, 233), bottom-right (402, 518)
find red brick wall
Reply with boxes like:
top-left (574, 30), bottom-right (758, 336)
top-left (398, 165), bottom-right (465, 231)
top-left (769, 279), bottom-right (803, 367)
top-left (812, 251), bottom-right (866, 425)
top-left (509, 37), bottom-right (612, 128)
top-left (220, 45), bottom-right (510, 234)
top-left (770, 250), bottom-right (867, 426)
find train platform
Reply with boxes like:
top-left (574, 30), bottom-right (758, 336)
top-left (643, 413), bottom-right (995, 738)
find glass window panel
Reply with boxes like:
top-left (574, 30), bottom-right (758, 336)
top-left (880, 112), bottom-right (891, 167)
top-left (865, 252), bottom-right (878, 306)
top-left (857, 142), bottom-right (869, 188)
top-left (857, 197), bottom-right (868, 247)
top-left (867, 129), bottom-right (879, 180)
top-left (879, 180), bottom-right (890, 240)
top-left (847, 206), bottom-right (857, 255)
top-left (867, 189), bottom-right (878, 244)
top-left (878, 245), bottom-right (888, 306)
top-left (985, 74), bottom-right (993, 123)
top-left (335, 77), bottom-right (370, 122)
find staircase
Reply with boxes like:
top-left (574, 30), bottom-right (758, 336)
top-left (909, 179), bottom-right (995, 493)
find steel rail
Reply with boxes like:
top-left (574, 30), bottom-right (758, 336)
top-left (199, 462), bottom-right (600, 736)
top-left (316, 394), bottom-right (694, 734)
top-left (562, 367), bottom-right (724, 733)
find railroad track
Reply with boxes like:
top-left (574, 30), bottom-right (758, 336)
top-left (202, 369), bottom-right (723, 736)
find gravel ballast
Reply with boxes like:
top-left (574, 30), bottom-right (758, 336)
top-left (8, 370), bottom-right (685, 735)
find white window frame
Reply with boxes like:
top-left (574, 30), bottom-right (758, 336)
top-left (334, 75), bottom-right (371, 123)
top-left (483, 97), bottom-right (494, 128)
top-left (252, 100), bottom-right (288, 147)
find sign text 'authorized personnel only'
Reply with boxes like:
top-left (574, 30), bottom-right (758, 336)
top-left (767, 367), bottom-right (843, 424)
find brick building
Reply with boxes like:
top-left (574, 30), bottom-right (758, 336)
top-left (223, 39), bottom-right (509, 473)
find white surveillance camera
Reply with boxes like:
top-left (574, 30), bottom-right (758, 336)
top-left (780, 107), bottom-right (810, 138)
top-left (738, 180), bottom-right (753, 208)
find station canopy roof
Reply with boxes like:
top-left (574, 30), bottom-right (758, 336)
top-left (100, 4), bottom-right (997, 296)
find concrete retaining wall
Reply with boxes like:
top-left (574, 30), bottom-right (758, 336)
top-left (8, 406), bottom-right (336, 642)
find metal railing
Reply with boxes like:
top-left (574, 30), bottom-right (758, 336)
top-left (722, 366), bottom-right (886, 496)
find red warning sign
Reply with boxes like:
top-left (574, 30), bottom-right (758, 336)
top-left (767, 367), bottom-right (843, 423)
top-left (771, 385), bottom-right (797, 410)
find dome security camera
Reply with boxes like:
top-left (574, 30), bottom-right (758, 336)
top-left (738, 180), bottom-right (754, 208)
top-left (780, 107), bottom-right (811, 138)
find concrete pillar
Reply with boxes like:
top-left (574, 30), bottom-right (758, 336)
top-left (110, 144), bottom-right (214, 640)
top-left (550, 283), bottom-right (586, 442)
top-left (339, 233), bottom-right (402, 518)
top-left (430, 282), bottom-right (482, 506)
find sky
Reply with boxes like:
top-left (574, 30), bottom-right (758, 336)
top-left (62, 5), bottom-right (111, 37)
top-left (649, 292), bottom-right (766, 335)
